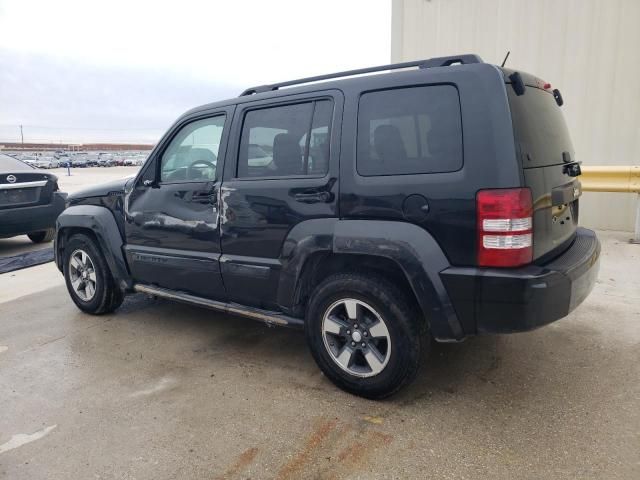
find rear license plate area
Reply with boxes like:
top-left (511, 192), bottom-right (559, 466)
top-left (0, 188), bottom-right (38, 206)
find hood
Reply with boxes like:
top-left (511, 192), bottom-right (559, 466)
top-left (68, 176), bottom-right (134, 202)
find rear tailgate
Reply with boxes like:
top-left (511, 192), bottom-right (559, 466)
top-left (506, 83), bottom-right (580, 261)
top-left (0, 172), bottom-right (57, 209)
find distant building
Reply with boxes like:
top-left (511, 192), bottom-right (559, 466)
top-left (392, 0), bottom-right (640, 231)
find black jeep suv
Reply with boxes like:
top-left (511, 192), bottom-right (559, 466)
top-left (55, 54), bottom-right (600, 398)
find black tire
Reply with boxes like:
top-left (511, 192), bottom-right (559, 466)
top-left (63, 233), bottom-right (124, 315)
top-left (305, 272), bottom-right (429, 399)
top-left (27, 228), bottom-right (55, 243)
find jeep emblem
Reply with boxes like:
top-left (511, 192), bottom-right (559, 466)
top-left (6, 174), bottom-right (16, 183)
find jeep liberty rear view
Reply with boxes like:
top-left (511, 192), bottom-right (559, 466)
top-left (55, 54), bottom-right (600, 398)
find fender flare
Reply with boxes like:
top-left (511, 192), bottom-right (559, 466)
top-left (277, 219), bottom-right (463, 341)
top-left (55, 205), bottom-right (131, 290)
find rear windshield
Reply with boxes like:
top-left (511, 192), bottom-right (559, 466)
top-left (0, 153), bottom-right (33, 172)
top-left (507, 87), bottom-right (574, 168)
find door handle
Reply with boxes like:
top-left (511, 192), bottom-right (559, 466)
top-left (192, 191), bottom-right (217, 204)
top-left (294, 191), bottom-right (333, 204)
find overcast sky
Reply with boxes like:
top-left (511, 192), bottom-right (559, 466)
top-left (0, 0), bottom-right (390, 144)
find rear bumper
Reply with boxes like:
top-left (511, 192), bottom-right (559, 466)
top-left (440, 227), bottom-right (600, 335)
top-left (0, 192), bottom-right (67, 237)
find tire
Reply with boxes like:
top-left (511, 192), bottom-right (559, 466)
top-left (28, 228), bottom-right (55, 243)
top-left (305, 272), bottom-right (429, 399)
top-left (62, 233), bottom-right (124, 315)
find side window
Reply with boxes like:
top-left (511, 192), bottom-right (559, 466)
top-left (237, 99), bottom-right (333, 178)
top-left (160, 115), bottom-right (225, 183)
top-left (357, 86), bottom-right (462, 176)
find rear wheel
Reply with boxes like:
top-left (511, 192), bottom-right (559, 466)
top-left (27, 228), bottom-right (55, 243)
top-left (63, 233), bottom-right (124, 314)
top-left (305, 272), bottom-right (428, 399)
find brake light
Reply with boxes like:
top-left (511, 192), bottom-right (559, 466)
top-left (477, 188), bottom-right (533, 267)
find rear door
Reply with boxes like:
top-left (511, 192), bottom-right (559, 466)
top-left (507, 85), bottom-right (580, 261)
top-left (220, 91), bottom-right (342, 310)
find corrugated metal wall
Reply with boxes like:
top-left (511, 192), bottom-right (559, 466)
top-left (392, 0), bottom-right (640, 231)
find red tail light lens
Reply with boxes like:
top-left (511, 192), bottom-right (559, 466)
top-left (477, 188), bottom-right (533, 267)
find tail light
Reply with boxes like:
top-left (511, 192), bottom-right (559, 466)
top-left (477, 188), bottom-right (533, 267)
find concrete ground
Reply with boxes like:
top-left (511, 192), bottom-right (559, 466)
top-left (0, 167), bottom-right (140, 260)
top-left (0, 231), bottom-right (638, 479)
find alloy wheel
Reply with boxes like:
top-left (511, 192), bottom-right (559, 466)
top-left (68, 249), bottom-right (97, 301)
top-left (321, 298), bottom-right (391, 378)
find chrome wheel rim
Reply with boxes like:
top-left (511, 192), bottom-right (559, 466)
top-left (68, 249), bottom-right (97, 301)
top-left (321, 298), bottom-right (391, 378)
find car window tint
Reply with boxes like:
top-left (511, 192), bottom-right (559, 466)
top-left (160, 115), bottom-right (225, 183)
top-left (357, 85), bottom-right (463, 176)
top-left (237, 99), bottom-right (333, 178)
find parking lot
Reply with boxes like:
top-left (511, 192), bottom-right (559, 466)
top-left (1, 224), bottom-right (638, 478)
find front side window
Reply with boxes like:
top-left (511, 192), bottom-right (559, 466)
top-left (357, 85), bottom-right (463, 176)
top-left (160, 115), bottom-right (225, 183)
top-left (237, 99), bottom-right (333, 178)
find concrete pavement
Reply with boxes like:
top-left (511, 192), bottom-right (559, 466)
top-left (0, 231), bottom-right (638, 479)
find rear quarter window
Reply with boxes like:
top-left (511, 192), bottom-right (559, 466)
top-left (356, 85), bottom-right (463, 176)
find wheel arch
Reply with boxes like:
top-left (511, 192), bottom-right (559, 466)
top-left (56, 205), bottom-right (132, 290)
top-left (278, 219), bottom-right (463, 341)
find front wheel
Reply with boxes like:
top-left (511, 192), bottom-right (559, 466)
top-left (63, 233), bottom-right (124, 315)
top-left (305, 273), bottom-right (428, 399)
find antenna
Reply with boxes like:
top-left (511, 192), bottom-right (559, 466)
top-left (501, 51), bottom-right (511, 68)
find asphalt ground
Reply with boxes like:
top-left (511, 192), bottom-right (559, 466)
top-left (0, 231), bottom-right (638, 479)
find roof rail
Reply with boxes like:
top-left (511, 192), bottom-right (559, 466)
top-left (239, 54), bottom-right (483, 96)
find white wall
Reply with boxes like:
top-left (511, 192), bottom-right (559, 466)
top-left (392, 0), bottom-right (640, 231)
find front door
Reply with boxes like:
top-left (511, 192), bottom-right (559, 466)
top-left (219, 92), bottom-right (342, 309)
top-left (124, 111), bottom-right (231, 300)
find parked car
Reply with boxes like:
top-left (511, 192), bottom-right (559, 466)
top-left (71, 156), bottom-right (88, 168)
top-left (34, 157), bottom-right (60, 169)
top-left (1, 153), bottom-right (67, 243)
top-left (97, 155), bottom-right (115, 167)
top-left (85, 154), bottom-right (100, 167)
top-left (55, 54), bottom-right (600, 398)
top-left (20, 155), bottom-right (38, 166)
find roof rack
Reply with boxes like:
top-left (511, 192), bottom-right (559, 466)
top-left (239, 54), bottom-right (483, 96)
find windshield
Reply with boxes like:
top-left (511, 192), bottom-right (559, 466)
top-left (507, 87), bottom-right (574, 168)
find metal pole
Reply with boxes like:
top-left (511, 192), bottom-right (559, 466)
top-left (632, 193), bottom-right (640, 244)
top-left (20, 125), bottom-right (24, 145)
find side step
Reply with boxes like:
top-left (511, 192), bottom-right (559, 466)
top-left (133, 284), bottom-right (304, 329)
